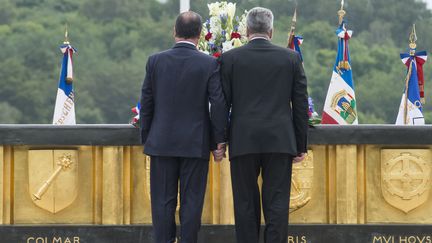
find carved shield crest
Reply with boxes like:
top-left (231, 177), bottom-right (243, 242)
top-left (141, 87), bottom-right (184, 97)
top-left (28, 150), bottom-right (78, 214)
top-left (381, 150), bottom-right (431, 213)
top-left (290, 150), bottom-right (314, 213)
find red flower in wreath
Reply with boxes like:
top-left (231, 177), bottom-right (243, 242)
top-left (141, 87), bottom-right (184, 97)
top-left (205, 32), bottom-right (213, 41)
top-left (231, 32), bottom-right (241, 39)
top-left (213, 52), bottom-right (221, 58)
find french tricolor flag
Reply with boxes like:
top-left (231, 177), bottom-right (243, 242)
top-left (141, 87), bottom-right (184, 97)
top-left (53, 44), bottom-right (77, 125)
top-left (289, 36), bottom-right (304, 61)
top-left (396, 51), bottom-right (427, 125)
top-left (131, 102), bottom-right (141, 125)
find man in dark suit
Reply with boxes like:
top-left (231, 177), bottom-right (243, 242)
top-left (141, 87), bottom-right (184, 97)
top-left (140, 11), bottom-right (227, 243)
top-left (220, 7), bottom-right (309, 243)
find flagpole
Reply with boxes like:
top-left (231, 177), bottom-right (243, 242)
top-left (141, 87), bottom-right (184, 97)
top-left (409, 24), bottom-right (426, 105)
top-left (403, 25), bottom-right (418, 124)
top-left (403, 63), bottom-right (413, 125)
top-left (180, 0), bottom-right (190, 13)
top-left (287, 8), bottom-right (297, 48)
top-left (53, 27), bottom-right (76, 125)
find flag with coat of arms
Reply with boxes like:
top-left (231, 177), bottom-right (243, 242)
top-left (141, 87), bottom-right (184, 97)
top-left (395, 25), bottom-right (427, 125)
top-left (321, 5), bottom-right (358, 125)
top-left (53, 30), bottom-right (76, 125)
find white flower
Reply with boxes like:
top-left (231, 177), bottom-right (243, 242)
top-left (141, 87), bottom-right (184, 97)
top-left (198, 2), bottom-right (249, 55)
top-left (233, 38), bottom-right (243, 48)
top-left (238, 24), bottom-right (246, 37)
top-left (226, 3), bottom-right (236, 19)
top-left (209, 16), bottom-right (221, 35)
top-left (209, 34), bottom-right (216, 42)
top-left (217, 2), bottom-right (228, 17)
top-left (225, 32), bottom-right (231, 41)
top-left (238, 13), bottom-right (248, 36)
top-left (222, 40), bottom-right (233, 52)
top-left (208, 2), bottom-right (221, 16)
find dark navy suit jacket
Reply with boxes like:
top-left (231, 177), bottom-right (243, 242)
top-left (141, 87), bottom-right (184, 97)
top-left (140, 43), bottom-right (227, 159)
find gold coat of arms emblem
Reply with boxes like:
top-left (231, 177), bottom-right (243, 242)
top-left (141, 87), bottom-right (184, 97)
top-left (290, 151), bottom-right (313, 213)
top-left (28, 150), bottom-right (78, 214)
top-left (331, 90), bottom-right (357, 124)
top-left (381, 150), bottom-right (431, 213)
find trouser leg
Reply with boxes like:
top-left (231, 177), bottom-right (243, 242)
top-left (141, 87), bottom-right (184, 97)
top-left (261, 153), bottom-right (293, 243)
top-left (230, 154), bottom-right (261, 243)
top-left (150, 156), bottom-right (179, 243)
top-left (178, 158), bottom-right (209, 243)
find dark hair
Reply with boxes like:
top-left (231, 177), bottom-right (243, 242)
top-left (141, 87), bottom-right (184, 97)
top-left (175, 11), bottom-right (203, 39)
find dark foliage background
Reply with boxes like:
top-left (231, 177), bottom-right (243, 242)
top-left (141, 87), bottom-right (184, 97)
top-left (0, 0), bottom-right (431, 123)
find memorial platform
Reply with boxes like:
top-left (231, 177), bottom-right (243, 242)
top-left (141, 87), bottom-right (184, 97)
top-left (1, 125), bottom-right (432, 242)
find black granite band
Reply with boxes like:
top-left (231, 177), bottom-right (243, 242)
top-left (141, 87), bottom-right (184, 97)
top-left (0, 124), bottom-right (431, 145)
top-left (0, 225), bottom-right (431, 243)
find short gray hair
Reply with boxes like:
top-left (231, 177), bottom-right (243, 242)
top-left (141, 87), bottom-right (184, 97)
top-left (246, 7), bottom-right (274, 35)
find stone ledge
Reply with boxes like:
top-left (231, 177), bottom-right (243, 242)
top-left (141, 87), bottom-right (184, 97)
top-left (1, 124), bottom-right (432, 145)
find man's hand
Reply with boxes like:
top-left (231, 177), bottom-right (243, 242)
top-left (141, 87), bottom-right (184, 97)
top-left (212, 143), bottom-right (226, 162)
top-left (293, 153), bottom-right (306, 163)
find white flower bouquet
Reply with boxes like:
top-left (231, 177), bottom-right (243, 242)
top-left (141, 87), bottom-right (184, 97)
top-left (198, 2), bottom-right (248, 57)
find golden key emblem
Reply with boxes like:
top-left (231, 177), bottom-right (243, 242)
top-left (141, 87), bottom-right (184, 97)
top-left (32, 154), bottom-right (74, 201)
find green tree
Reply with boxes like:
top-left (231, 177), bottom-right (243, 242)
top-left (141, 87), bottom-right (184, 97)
top-left (0, 0), bottom-right (431, 124)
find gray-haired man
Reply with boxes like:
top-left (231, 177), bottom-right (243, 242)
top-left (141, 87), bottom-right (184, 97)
top-left (220, 7), bottom-right (308, 243)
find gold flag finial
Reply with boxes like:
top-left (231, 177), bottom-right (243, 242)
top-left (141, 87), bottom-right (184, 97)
top-left (338, 0), bottom-right (346, 24)
top-left (409, 24), bottom-right (417, 51)
top-left (64, 24), bottom-right (70, 45)
top-left (292, 8), bottom-right (297, 28)
top-left (287, 8), bottom-right (297, 48)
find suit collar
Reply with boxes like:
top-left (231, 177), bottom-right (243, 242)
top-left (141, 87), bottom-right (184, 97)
top-left (249, 38), bottom-right (271, 45)
top-left (246, 38), bottom-right (272, 49)
top-left (250, 37), bottom-right (270, 41)
top-left (173, 42), bottom-right (198, 50)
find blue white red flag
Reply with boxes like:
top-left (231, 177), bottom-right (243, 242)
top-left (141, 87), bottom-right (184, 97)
top-left (53, 44), bottom-right (76, 125)
top-left (287, 14), bottom-right (321, 125)
top-left (131, 102), bottom-right (141, 125)
top-left (289, 36), bottom-right (304, 62)
top-left (321, 20), bottom-right (358, 124)
top-left (396, 50), bottom-right (427, 124)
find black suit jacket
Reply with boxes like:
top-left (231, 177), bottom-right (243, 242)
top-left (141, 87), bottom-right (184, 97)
top-left (220, 39), bottom-right (308, 159)
top-left (140, 43), bottom-right (227, 159)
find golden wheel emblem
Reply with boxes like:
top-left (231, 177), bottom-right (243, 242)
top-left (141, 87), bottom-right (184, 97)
top-left (383, 153), bottom-right (429, 200)
top-left (381, 150), bottom-right (432, 213)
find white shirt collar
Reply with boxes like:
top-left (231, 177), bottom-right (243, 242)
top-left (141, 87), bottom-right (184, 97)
top-left (177, 41), bottom-right (196, 47)
top-left (250, 37), bottom-right (269, 41)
